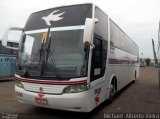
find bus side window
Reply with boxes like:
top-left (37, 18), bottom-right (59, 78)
top-left (102, 40), bottom-right (107, 75)
top-left (91, 36), bottom-right (103, 81)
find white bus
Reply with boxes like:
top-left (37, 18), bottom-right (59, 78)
top-left (2, 3), bottom-right (139, 112)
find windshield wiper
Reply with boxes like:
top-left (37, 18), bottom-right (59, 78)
top-left (44, 35), bottom-right (63, 80)
top-left (23, 49), bottom-right (41, 78)
top-left (23, 35), bottom-right (46, 78)
top-left (23, 30), bottom-right (63, 80)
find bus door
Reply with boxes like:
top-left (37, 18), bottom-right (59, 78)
top-left (89, 35), bottom-right (107, 102)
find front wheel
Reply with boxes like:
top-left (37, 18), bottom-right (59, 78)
top-left (108, 81), bottom-right (117, 103)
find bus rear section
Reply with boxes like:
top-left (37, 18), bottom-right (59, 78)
top-left (0, 41), bottom-right (18, 79)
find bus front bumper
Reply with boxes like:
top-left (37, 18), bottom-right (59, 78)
top-left (15, 86), bottom-right (92, 112)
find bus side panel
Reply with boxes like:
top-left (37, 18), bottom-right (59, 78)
top-left (88, 78), bottom-right (109, 110)
top-left (109, 18), bottom-right (139, 90)
top-left (107, 49), bottom-right (139, 93)
top-left (107, 65), bottom-right (128, 91)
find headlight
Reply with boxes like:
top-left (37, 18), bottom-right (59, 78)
top-left (15, 81), bottom-right (24, 89)
top-left (63, 84), bottom-right (89, 93)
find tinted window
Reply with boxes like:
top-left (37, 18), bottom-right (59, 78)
top-left (44, 30), bottom-right (87, 78)
top-left (90, 36), bottom-right (107, 81)
top-left (110, 19), bottom-right (139, 56)
top-left (0, 41), bottom-right (18, 55)
top-left (94, 7), bottom-right (108, 41)
top-left (17, 30), bottom-right (88, 79)
top-left (24, 4), bottom-right (92, 31)
top-left (110, 20), bottom-right (120, 48)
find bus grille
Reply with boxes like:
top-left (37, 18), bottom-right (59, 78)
top-left (22, 82), bottom-right (67, 94)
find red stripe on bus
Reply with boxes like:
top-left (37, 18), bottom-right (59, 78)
top-left (15, 76), bottom-right (87, 85)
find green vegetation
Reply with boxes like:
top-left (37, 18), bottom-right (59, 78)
top-left (145, 58), bottom-right (151, 66)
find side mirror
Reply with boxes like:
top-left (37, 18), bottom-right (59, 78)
top-left (2, 27), bottom-right (24, 50)
top-left (83, 18), bottom-right (98, 45)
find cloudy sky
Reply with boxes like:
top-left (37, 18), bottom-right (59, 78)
top-left (0, 0), bottom-right (160, 59)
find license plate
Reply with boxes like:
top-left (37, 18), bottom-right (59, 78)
top-left (35, 98), bottom-right (48, 105)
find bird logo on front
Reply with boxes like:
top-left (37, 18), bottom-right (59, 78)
top-left (42, 10), bottom-right (65, 26)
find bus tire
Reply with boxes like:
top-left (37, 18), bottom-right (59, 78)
top-left (108, 78), bottom-right (117, 103)
top-left (133, 71), bottom-right (136, 83)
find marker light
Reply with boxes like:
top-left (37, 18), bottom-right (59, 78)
top-left (15, 80), bottom-right (24, 89)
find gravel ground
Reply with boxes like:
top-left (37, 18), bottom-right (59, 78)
top-left (0, 67), bottom-right (160, 119)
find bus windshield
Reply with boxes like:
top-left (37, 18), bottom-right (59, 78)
top-left (17, 29), bottom-right (89, 80)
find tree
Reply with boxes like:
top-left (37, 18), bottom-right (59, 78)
top-left (145, 58), bottom-right (151, 66)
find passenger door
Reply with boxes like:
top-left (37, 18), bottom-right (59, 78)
top-left (90, 35), bottom-right (107, 85)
